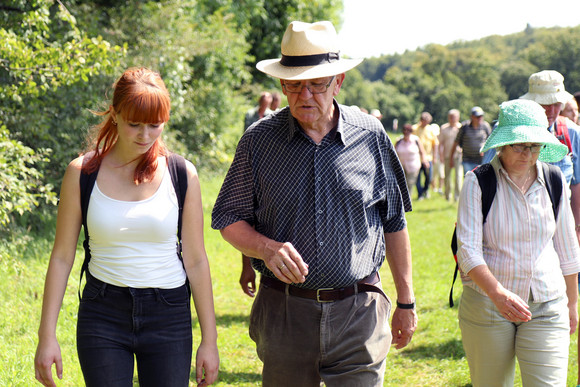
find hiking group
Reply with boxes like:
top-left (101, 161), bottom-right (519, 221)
top-left (34, 18), bottom-right (580, 387)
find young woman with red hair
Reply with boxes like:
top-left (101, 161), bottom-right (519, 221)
top-left (34, 68), bottom-right (219, 386)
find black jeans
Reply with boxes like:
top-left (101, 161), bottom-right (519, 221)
top-left (77, 273), bottom-right (192, 387)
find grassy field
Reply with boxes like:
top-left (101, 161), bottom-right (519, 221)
top-left (1, 170), bottom-right (578, 386)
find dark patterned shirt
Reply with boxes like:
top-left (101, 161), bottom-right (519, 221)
top-left (455, 120), bottom-right (491, 163)
top-left (212, 103), bottom-right (412, 289)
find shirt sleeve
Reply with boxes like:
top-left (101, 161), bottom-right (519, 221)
top-left (378, 129), bottom-right (411, 233)
top-left (455, 127), bottom-right (464, 147)
top-left (211, 133), bottom-right (256, 230)
top-left (568, 125), bottom-right (580, 185)
top-left (552, 169), bottom-right (580, 275)
top-left (456, 171), bottom-right (486, 274)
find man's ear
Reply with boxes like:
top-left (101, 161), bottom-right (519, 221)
top-left (333, 73), bottom-right (346, 96)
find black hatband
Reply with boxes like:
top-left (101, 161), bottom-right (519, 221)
top-left (280, 52), bottom-right (340, 67)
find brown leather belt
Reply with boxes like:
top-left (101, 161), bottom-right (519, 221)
top-left (260, 272), bottom-right (383, 302)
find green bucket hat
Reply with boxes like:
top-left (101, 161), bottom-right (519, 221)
top-left (480, 99), bottom-right (569, 163)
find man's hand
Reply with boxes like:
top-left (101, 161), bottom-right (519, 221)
top-left (262, 241), bottom-right (308, 284)
top-left (240, 254), bottom-right (256, 297)
top-left (390, 307), bottom-right (417, 349)
top-left (221, 221), bottom-right (308, 284)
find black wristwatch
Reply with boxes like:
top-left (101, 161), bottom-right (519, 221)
top-left (396, 300), bottom-right (416, 310)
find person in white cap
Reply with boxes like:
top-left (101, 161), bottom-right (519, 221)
top-left (519, 70), bottom-right (580, 243)
top-left (212, 20), bottom-right (416, 386)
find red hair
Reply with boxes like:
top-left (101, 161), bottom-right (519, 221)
top-left (83, 67), bottom-right (171, 184)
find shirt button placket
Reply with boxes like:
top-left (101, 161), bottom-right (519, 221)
top-left (314, 146), bottom-right (323, 253)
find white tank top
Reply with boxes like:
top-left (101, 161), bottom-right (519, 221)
top-left (87, 168), bottom-right (186, 288)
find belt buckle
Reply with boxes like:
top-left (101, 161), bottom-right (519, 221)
top-left (316, 288), bottom-right (334, 303)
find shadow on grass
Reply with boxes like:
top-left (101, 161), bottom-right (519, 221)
top-left (403, 338), bottom-right (465, 360)
top-left (191, 370), bottom-right (261, 384)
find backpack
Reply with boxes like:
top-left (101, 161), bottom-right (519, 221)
top-left (555, 116), bottom-right (573, 155)
top-left (395, 136), bottom-right (421, 150)
top-left (79, 153), bottom-right (188, 297)
top-left (448, 162), bottom-right (563, 307)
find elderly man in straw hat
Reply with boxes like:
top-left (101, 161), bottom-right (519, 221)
top-left (212, 20), bottom-right (417, 386)
top-left (520, 70), bottom-right (580, 242)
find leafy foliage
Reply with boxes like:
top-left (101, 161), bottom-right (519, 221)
top-left (0, 0), bottom-right (123, 229)
top-left (0, 126), bottom-right (56, 226)
top-left (1, 0), bottom-right (344, 228)
top-left (195, 0), bottom-right (344, 85)
top-left (4, 0), bottom-right (579, 231)
top-left (0, 0), bottom-right (124, 102)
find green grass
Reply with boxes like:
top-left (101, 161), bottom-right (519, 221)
top-left (1, 172), bottom-right (578, 386)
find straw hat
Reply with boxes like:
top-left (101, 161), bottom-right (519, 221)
top-left (480, 99), bottom-right (568, 162)
top-left (519, 70), bottom-right (573, 106)
top-left (256, 21), bottom-right (363, 80)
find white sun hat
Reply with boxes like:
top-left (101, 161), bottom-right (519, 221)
top-left (519, 70), bottom-right (573, 106)
top-left (256, 21), bottom-right (363, 81)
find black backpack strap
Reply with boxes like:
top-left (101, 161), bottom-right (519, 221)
top-left (79, 167), bottom-right (98, 299)
top-left (542, 162), bottom-right (562, 220)
top-left (473, 163), bottom-right (497, 224)
top-left (167, 153), bottom-right (191, 295)
top-left (167, 153), bottom-right (188, 244)
top-left (449, 163), bottom-right (497, 307)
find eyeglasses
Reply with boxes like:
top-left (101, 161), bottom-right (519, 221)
top-left (282, 76), bottom-right (335, 94)
top-left (509, 144), bottom-right (545, 154)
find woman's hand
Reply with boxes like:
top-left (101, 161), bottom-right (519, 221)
top-left (195, 341), bottom-right (219, 386)
top-left (34, 337), bottom-right (63, 387)
top-left (490, 287), bottom-right (532, 322)
top-left (569, 301), bottom-right (578, 335)
top-left (466, 266), bottom-right (532, 322)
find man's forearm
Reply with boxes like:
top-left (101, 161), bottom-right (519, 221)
top-left (384, 228), bottom-right (414, 303)
top-left (220, 220), bottom-right (272, 259)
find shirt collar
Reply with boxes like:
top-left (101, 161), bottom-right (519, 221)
top-left (286, 99), bottom-right (346, 145)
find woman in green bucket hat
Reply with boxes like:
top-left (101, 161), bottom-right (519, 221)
top-left (455, 99), bottom-right (580, 386)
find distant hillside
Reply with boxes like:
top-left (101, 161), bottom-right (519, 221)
top-left (337, 25), bottom-right (580, 126)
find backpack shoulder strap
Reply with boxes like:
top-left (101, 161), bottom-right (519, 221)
top-left (541, 162), bottom-right (563, 220)
top-left (167, 153), bottom-right (188, 243)
top-left (473, 163), bottom-right (497, 223)
top-left (555, 116), bottom-right (573, 154)
top-left (449, 163), bottom-right (496, 307)
top-left (167, 153), bottom-right (190, 293)
top-left (79, 165), bottom-right (98, 299)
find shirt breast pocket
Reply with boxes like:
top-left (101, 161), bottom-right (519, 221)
top-left (336, 168), bottom-right (384, 208)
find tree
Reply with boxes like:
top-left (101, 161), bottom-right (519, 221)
top-left (523, 26), bottom-right (580, 94)
top-left (0, 126), bottom-right (56, 227)
top-left (0, 0), bottom-right (123, 229)
top-left (195, 0), bottom-right (344, 86)
top-left (0, 0), bottom-right (124, 103)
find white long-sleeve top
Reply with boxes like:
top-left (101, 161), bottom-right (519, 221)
top-left (457, 156), bottom-right (580, 303)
